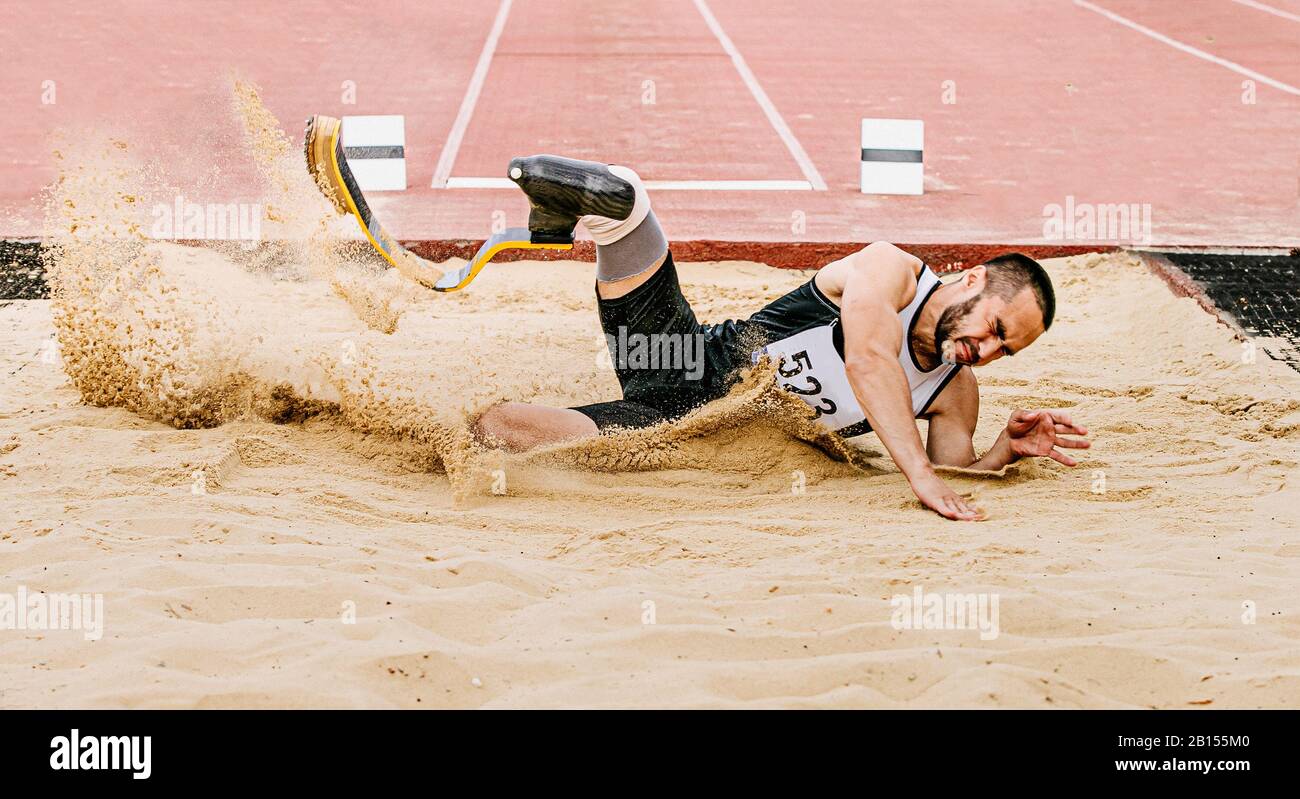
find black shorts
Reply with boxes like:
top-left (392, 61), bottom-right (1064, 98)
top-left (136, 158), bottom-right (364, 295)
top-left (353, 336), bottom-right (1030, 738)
top-left (570, 252), bottom-right (741, 431)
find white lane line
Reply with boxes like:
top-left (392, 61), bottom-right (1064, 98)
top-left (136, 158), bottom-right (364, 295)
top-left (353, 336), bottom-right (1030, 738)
top-left (445, 177), bottom-right (814, 190)
top-left (690, 0), bottom-right (828, 190)
top-left (1229, 0), bottom-right (1300, 24)
top-left (1074, 0), bottom-right (1300, 96)
top-left (647, 179), bottom-right (812, 190)
top-left (431, 0), bottom-right (514, 188)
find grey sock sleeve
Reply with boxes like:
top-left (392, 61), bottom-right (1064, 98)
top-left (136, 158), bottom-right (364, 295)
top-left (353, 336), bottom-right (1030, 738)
top-left (594, 209), bottom-right (669, 283)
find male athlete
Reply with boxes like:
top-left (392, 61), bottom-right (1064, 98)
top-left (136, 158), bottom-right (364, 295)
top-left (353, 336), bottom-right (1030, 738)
top-left (471, 155), bottom-right (1090, 521)
top-left (303, 121), bottom-right (1089, 521)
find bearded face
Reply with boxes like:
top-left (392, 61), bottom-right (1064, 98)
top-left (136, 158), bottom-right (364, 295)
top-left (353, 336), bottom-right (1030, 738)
top-left (934, 293), bottom-right (982, 366)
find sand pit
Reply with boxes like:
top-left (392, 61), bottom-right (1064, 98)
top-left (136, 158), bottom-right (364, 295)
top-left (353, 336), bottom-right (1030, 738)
top-left (1, 85), bottom-right (1298, 709)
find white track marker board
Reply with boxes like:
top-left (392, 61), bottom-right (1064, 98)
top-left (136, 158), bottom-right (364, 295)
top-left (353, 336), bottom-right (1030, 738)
top-left (341, 115), bottom-right (407, 191)
top-left (860, 119), bottom-right (923, 195)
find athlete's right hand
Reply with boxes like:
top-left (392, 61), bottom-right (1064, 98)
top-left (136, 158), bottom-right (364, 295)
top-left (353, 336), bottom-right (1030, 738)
top-left (909, 471), bottom-right (985, 521)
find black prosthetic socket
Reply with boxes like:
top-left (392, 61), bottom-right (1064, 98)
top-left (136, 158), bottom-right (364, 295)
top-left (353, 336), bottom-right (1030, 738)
top-left (507, 154), bottom-right (637, 243)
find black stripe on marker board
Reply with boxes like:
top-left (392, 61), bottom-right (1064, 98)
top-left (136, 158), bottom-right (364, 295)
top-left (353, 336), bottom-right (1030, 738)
top-left (344, 145), bottom-right (406, 159)
top-left (860, 148), bottom-right (922, 163)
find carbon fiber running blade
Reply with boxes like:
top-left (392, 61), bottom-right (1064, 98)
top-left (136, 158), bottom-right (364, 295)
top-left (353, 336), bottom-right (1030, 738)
top-left (433, 227), bottom-right (573, 292)
top-left (306, 117), bottom-right (572, 293)
top-left (304, 114), bottom-right (442, 289)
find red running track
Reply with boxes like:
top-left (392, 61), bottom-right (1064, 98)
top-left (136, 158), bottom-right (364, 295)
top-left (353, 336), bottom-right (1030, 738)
top-left (2, 0), bottom-right (1298, 263)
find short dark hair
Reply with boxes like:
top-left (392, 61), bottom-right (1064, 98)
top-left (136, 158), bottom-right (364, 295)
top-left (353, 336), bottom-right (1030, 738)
top-left (981, 253), bottom-right (1055, 330)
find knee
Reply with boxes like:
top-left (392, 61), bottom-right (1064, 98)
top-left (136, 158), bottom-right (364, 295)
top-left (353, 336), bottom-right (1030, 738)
top-left (608, 164), bottom-right (644, 192)
top-left (475, 403), bottom-right (531, 452)
top-left (474, 402), bottom-right (599, 452)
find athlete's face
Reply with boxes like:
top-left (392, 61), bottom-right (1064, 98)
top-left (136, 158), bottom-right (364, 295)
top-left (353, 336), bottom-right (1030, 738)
top-left (934, 272), bottom-right (1045, 367)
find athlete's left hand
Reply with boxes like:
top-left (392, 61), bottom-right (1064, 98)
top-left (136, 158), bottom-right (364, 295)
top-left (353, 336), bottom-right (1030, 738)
top-left (1004, 409), bottom-right (1090, 466)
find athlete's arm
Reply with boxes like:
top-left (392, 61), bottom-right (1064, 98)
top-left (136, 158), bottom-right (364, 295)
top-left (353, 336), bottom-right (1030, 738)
top-left (927, 372), bottom-right (1090, 470)
top-left (924, 370), bottom-right (1018, 470)
top-left (836, 242), bottom-right (982, 521)
top-left (924, 367), bottom-right (985, 466)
